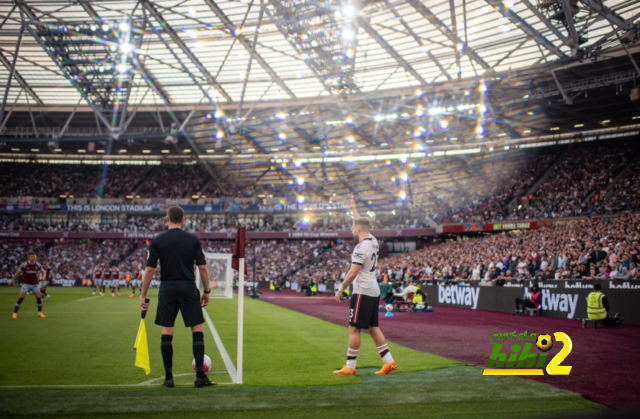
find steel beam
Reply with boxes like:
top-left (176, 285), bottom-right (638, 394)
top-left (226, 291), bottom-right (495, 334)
top-left (263, 1), bottom-right (338, 94)
top-left (486, 0), bottom-right (567, 58)
top-left (359, 20), bottom-right (428, 85)
top-left (17, 2), bottom-right (115, 131)
top-left (80, 2), bottom-right (173, 105)
top-left (203, 0), bottom-right (295, 98)
top-left (236, 5), bottom-right (263, 118)
top-left (140, 0), bottom-right (232, 102)
top-left (560, 0), bottom-right (580, 48)
top-left (0, 34), bottom-right (43, 108)
top-left (381, 0), bottom-right (452, 81)
top-left (521, 0), bottom-right (575, 48)
top-left (578, 0), bottom-right (626, 27)
top-left (0, 23), bottom-right (24, 124)
top-left (449, 0), bottom-right (462, 78)
top-left (408, 0), bottom-right (493, 73)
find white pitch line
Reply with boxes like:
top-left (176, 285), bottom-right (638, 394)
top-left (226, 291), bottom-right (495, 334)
top-left (203, 309), bottom-right (238, 384)
top-left (77, 296), bottom-right (101, 302)
top-left (0, 372), bottom-right (233, 390)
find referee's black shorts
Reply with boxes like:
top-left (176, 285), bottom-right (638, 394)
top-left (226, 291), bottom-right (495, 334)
top-left (155, 281), bottom-right (204, 328)
top-left (349, 293), bottom-right (380, 329)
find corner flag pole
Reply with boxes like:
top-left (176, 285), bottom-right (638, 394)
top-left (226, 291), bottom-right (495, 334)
top-left (232, 227), bottom-right (246, 385)
top-left (237, 257), bottom-right (244, 385)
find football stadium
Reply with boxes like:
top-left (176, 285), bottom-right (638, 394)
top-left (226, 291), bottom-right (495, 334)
top-left (1, 0), bottom-right (640, 418)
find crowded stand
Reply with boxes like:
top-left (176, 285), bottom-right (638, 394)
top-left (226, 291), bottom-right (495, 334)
top-left (138, 164), bottom-right (210, 199)
top-left (0, 163), bottom-right (100, 198)
top-left (2, 213), bottom-right (640, 287)
top-left (512, 141), bottom-right (640, 220)
top-left (1, 238), bottom-right (339, 287)
top-left (286, 241), bottom-right (352, 286)
top-left (591, 160), bottom-right (640, 215)
top-left (2, 141), bottom-right (639, 227)
top-left (2, 140), bottom-right (640, 287)
top-left (439, 152), bottom-right (557, 223)
top-left (0, 163), bottom-right (151, 199)
top-left (374, 214), bottom-right (640, 284)
top-left (0, 213), bottom-right (416, 233)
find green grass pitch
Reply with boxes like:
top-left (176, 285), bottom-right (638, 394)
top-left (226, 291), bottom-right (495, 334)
top-left (0, 287), bottom-right (605, 418)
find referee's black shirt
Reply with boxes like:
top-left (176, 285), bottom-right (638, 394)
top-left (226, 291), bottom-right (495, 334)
top-left (146, 228), bottom-right (206, 281)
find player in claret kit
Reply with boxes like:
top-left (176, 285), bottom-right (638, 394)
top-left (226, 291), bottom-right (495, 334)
top-left (9, 252), bottom-right (46, 319)
top-left (130, 266), bottom-right (143, 298)
top-left (93, 264), bottom-right (104, 296)
top-left (39, 258), bottom-right (54, 301)
top-left (103, 266), bottom-right (113, 297)
top-left (112, 266), bottom-right (122, 297)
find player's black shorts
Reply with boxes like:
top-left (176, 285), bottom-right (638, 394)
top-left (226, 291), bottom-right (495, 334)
top-left (155, 281), bottom-right (204, 328)
top-left (349, 293), bottom-right (380, 329)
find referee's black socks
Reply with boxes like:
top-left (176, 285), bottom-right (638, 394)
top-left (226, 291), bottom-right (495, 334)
top-left (161, 335), bottom-right (173, 381)
top-left (192, 332), bottom-right (206, 379)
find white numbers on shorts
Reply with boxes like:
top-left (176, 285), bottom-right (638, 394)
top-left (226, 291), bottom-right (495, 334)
top-left (349, 308), bottom-right (354, 322)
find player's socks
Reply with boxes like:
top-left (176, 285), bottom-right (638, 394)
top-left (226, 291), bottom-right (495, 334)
top-left (161, 335), bottom-right (174, 381)
top-left (14, 297), bottom-right (24, 314)
top-left (36, 298), bottom-right (43, 313)
top-left (346, 348), bottom-right (359, 370)
top-left (192, 332), bottom-right (206, 379)
top-left (376, 344), bottom-right (394, 364)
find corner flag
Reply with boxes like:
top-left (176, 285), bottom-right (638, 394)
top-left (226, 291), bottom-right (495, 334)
top-left (134, 299), bottom-right (151, 375)
top-left (232, 227), bottom-right (247, 274)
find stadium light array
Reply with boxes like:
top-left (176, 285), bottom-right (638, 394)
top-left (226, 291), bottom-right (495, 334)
top-left (119, 43), bottom-right (133, 54)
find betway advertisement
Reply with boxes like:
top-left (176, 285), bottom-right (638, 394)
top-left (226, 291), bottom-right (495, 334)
top-left (426, 281), bottom-right (639, 324)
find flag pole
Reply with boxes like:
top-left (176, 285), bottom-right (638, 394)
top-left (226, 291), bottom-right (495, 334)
top-left (237, 258), bottom-right (244, 385)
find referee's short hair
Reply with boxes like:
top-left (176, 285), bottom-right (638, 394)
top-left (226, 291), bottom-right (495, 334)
top-left (167, 206), bottom-right (185, 224)
top-left (354, 217), bottom-right (371, 230)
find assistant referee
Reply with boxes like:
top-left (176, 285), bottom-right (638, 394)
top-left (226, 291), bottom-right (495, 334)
top-left (140, 206), bottom-right (214, 388)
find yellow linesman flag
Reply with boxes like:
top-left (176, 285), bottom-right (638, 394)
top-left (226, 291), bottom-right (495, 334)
top-left (134, 319), bottom-right (150, 375)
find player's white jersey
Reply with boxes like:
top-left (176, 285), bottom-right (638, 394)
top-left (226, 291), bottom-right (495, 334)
top-left (351, 234), bottom-right (380, 297)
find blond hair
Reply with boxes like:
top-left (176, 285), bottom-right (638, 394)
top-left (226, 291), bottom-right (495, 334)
top-left (353, 217), bottom-right (371, 230)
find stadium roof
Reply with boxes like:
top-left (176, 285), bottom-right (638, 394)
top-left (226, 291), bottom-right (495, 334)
top-left (1, 0), bottom-right (639, 211)
top-left (0, 0), bottom-right (638, 106)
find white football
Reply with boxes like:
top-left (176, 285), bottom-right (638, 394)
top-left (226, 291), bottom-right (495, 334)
top-left (192, 355), bottom-right (212, 373)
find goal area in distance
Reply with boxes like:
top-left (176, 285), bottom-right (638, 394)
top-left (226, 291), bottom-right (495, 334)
top-left (196, 252), bottom-right (244, 384)
top-left (196, 253), bottom-right (233, 299)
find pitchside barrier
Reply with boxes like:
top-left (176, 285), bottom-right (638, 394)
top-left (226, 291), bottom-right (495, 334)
top-left (281, 279), bottom-right (640, 325)
top-left (423, 281), bottom-right (640, 325)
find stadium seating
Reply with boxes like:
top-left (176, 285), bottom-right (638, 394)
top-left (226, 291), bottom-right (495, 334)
top-left (373, 214), bottom-right (640, 283)
top-left (3, 140), bottom-right (639, 224)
